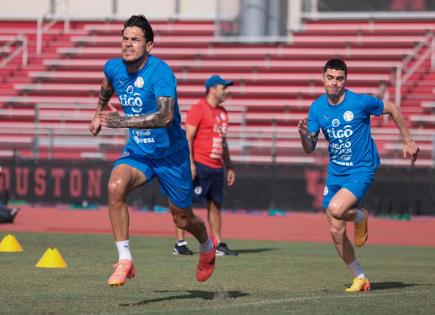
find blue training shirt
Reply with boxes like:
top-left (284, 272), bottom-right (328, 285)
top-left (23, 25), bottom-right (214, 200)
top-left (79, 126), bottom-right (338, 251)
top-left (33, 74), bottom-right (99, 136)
top-left (104, 55), bottom-right (187, 158)
top-left (307, 89), bottom-right (384, 175)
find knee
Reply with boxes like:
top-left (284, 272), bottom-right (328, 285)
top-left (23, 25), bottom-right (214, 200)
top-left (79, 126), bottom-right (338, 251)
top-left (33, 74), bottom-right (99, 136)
top-left (107, 178), bottom-right (127, 204)
top-left (328, 202), bottom-right (345, 220)
top-left (172, 213), bottom-right (192, 230)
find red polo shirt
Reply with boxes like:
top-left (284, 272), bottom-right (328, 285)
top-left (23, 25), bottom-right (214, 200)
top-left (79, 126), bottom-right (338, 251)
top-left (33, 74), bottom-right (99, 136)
top-left (186, 98), bottom-right (228, 168)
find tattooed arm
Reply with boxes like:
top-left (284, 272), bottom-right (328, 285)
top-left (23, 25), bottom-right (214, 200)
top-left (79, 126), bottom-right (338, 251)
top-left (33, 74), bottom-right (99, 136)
top-left (99, 96), bottom-right (174, 129)
top-left (89, 77), bottom-right (114, 136)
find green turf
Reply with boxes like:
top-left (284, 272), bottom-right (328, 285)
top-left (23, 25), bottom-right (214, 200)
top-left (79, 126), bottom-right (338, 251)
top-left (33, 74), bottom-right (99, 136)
top-left (1, 232), bottom-right (434, 314)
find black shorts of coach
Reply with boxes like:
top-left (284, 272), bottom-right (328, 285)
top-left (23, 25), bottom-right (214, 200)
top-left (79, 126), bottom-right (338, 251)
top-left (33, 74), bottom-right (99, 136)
top-left (192, 161), bottom-right (224, 206)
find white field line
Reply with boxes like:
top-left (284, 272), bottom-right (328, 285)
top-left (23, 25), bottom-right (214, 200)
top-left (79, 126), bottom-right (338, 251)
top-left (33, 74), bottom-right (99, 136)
top-left (120, 289), bottom-right (430, 314)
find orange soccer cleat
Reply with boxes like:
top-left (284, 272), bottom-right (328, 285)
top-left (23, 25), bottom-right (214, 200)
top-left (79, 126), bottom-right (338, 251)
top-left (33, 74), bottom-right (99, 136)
top-left (196, 236), bottom-right (217, 282)
top-left (354, 207), bottom-right (369, 247)
top-left (345, 277), bottom-right (371, 293)
top-left (107, 259), bottom-right (136, 287)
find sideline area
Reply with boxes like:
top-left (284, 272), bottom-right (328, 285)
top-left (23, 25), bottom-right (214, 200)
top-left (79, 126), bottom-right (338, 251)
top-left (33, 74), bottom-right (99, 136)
top-left (1, 206), bottom-right (435, 247)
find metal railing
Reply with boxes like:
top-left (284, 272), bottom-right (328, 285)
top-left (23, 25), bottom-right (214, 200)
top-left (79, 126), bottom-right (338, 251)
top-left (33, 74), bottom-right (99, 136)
top-left (0, 35), bottom-right (28, 68)
top-left (432, 36), bottom-right (435, 70)
top-left (394, 32), bottom-right (434, 107)
top-left (36, 0), bottom-right (70, 55)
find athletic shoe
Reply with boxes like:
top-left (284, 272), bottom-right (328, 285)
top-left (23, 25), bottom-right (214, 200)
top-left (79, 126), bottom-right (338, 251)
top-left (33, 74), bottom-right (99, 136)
top-left (345, 277), bottom-right (371, 292)
top-left (196, 235), bottom-right (217, 282)
top-left (354, 207), bottom-right (369, 247)
top-left (0, 206), bottom-right (19, 224)
top-left (216, 242), bottom-right (238, 256)
top-left (9, 207), bottom-right (19, 223)
top-left (107, 259), bottom-right (136, 287)
top-left (172, 240), bottom-right (194, 255)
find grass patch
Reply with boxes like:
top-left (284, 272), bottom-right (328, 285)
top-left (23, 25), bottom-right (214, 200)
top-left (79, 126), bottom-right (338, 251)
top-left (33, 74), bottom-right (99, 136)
top-left (1, 232), bottom-right (434, 314)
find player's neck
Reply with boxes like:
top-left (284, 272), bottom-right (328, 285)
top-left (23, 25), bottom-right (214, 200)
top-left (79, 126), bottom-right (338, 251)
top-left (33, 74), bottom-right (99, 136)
top-left (327, 90), bottom-right (346, 105)
top-left (125, 55), bottom-right (148, 73)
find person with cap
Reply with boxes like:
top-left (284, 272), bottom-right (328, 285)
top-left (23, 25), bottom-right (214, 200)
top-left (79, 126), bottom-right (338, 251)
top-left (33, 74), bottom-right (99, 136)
top-left (172, 75), bottom-right (238, 256)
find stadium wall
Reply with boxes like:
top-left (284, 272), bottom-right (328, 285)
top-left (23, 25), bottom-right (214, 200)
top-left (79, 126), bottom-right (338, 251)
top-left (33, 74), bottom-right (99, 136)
top-left (0, 159), bottom-right (433, 215)
top-left (0, 0), bottom-right (225, 20)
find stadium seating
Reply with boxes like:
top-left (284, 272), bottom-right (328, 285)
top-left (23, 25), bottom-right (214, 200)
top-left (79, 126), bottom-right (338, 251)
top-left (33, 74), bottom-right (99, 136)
top-left (0, 18), bottom-right (434, 165)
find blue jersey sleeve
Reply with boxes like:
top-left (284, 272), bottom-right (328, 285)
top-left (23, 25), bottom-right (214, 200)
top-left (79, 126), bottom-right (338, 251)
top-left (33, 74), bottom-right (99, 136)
top-left (151, 61), bottom-right (177, 98)
top-left (307, 103), bottom-right (320, 134)
top-left (362, 94), bottom-right (384, 116)
top-left (103, 59), bottom-right (117, 84)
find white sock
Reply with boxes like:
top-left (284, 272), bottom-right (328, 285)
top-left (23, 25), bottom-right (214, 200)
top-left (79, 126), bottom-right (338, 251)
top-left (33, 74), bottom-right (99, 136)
top-left (115, 240), bottom-right (132, 261)
top-left (199, 238), bottom-right (213, 253)
top-left (354, 208), bottom-right (365, 224)
top-left (347, 260), bottom-right (365, 279)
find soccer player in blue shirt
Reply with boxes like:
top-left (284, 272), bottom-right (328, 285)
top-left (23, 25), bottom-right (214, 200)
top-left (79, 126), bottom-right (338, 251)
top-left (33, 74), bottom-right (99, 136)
top-left (298, 59), bottom-right (419, 292)
top-left (89, 15), bottom-right (217, 287)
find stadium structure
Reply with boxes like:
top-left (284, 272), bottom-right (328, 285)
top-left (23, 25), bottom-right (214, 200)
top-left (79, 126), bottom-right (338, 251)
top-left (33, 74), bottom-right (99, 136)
top-left (0, 0), bottom-right (434, 214)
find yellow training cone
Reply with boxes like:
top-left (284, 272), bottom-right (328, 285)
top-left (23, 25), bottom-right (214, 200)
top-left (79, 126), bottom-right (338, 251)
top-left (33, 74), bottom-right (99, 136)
top-left (0, 234), bottom-right (24, 252)
top-left (35, 247), bottom-right (67, 268)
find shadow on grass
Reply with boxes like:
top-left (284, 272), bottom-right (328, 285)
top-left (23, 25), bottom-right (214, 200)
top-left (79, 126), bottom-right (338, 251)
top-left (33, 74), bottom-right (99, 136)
top-left (370, 282), bottom-right (427, 290)
top-left (119, 290), bottom-right (250, 306)
top-left (234, 248), bottom-right (276, 254)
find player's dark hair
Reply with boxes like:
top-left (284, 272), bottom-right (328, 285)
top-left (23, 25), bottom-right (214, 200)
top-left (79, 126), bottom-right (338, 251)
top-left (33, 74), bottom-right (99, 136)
top-left (323, 58), bottom-right (347, 75)
top-left (123, 15), bottom-right (154, 43)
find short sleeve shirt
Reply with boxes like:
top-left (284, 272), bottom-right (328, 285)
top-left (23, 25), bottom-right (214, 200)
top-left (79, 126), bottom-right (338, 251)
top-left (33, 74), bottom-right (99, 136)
top-left (307, 89), bottom-right (384, 175)
top-left (186, 99), bottom-right (228, 168)
top-left (104, 55), bottom-right (187, 158)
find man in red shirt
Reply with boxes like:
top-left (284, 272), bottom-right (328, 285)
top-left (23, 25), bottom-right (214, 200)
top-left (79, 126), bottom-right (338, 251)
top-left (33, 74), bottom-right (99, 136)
top-left (173, 75), bottom-right (238, 256)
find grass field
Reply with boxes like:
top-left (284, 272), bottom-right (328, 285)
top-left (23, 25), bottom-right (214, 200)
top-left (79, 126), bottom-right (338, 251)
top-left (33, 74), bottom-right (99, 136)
top-left (1, 232), bottom-right (434, 314)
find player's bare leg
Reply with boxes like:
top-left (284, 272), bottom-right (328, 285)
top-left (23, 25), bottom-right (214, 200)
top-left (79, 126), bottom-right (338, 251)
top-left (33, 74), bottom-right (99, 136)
top-left (107, 165), bottom-right (146, 287)
top-left (326, 209), bottom-right (356, 264)
top-left (328, 188), bottom-right (368, 247)
top-left (326, 189), bottom-right (369, 292)
top-left (327, 188), bottom-right (358, 222)
top-left (169, 201), bottom-right (208, 243)
top-left (169, 202), bottom-right (217, 282)
top-left (108, 165), bottom-right (146, 241)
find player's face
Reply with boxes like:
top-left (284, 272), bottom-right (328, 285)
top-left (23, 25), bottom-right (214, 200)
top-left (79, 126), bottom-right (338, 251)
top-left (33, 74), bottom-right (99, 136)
top-left (322, 68), bottom-right (346, 97)
top-left (121, 26), bottom-right (153, 64)
top-left (212, 84), bottom-right (229, 104)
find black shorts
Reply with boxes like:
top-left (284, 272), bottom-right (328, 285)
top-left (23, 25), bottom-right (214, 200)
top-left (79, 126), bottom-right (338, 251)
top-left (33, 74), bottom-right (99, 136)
top-left (192, 162), bottom-right (224, 206)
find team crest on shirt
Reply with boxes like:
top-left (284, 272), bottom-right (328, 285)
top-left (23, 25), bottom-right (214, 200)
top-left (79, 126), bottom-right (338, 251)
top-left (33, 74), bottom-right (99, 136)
top-left (332, 119), bottom-right (340, 127)
top-left (323, 186), bottom-right (329, 196)
top-left (343, 111), bottom-right (354, 122)
top-left (134, 77), bottom-right (144, 88)
top-left (194, 186), bottom-right (202, 195)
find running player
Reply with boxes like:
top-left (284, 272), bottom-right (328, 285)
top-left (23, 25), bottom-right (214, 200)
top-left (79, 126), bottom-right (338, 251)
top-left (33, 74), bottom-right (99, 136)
top-left (298, 59), bottom-right (419, 292)
top-left (89, 15), bottom-right (217, 287)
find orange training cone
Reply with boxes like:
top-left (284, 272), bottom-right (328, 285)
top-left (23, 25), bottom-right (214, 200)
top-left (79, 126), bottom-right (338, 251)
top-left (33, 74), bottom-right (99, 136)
top-left (35, 247), bottom-right (67, 268)
top-left (0, 234), bottom-right (24, 252)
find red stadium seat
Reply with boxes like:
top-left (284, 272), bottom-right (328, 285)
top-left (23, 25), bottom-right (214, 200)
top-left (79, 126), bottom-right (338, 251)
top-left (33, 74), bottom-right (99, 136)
top-left (0, 18), bottom-right (434, 165)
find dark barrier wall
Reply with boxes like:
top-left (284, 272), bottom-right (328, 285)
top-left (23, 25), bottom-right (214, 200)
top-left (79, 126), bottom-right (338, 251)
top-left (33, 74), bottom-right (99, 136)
top-left (0, 159), bottom-right (434, 215)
